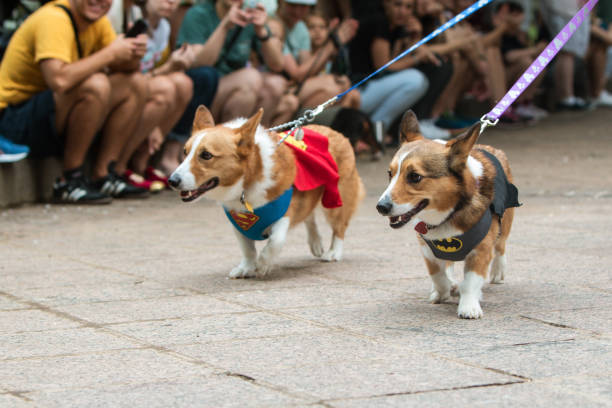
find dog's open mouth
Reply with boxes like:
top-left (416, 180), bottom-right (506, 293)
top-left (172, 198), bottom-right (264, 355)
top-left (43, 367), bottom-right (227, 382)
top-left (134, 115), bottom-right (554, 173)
top-left (180, 177), bottom-right (219, 202)
top-left (389, 199), bottom-right (429, 229)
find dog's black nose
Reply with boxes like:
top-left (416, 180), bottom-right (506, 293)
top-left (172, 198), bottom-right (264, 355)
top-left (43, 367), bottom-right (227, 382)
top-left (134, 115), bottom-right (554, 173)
top-left (168, 174), bottom-right (181, 189)
top-left (376, 201), bottom-right (392, 215)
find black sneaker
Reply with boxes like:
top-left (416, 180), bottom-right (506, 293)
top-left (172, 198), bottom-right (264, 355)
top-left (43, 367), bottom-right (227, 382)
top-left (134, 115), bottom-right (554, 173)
top-left (92, 165), bottom-right (149, 199)
top-left (52, 176), bottom-right (112, 204)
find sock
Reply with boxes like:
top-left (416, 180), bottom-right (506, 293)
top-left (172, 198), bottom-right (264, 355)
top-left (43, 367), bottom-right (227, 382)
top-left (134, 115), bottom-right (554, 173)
top-left (63, 166), bottom-right (84, 180)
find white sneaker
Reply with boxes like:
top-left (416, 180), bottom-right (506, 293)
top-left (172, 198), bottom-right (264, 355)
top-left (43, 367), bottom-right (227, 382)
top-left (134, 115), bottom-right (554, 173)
top-left (595, 90), bottom-right (612, 107)
top-left (419, 119), bottom-right (451, 140)
top-left (515, 103), bottom-right (548, 120)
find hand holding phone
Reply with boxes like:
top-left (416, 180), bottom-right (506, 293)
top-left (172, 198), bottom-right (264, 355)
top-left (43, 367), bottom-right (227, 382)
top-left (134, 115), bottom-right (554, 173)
top-left (126, 19), bottom-right (149, 38)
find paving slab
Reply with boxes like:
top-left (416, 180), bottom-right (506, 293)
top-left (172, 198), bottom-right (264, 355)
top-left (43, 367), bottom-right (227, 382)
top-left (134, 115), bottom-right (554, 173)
top-left (0, 109), bottom-right (611, 405)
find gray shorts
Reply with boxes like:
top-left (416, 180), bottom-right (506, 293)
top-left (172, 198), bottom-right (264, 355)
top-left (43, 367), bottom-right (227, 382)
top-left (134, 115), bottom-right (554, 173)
top-left (539, 0), bottom-right (590, 57)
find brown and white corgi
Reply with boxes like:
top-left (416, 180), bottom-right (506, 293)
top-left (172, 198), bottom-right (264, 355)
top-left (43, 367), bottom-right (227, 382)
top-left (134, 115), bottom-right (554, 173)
top-left (376, 111), bottom-right (520, 319)
top-left (168, 105), bottom-right (365, 278)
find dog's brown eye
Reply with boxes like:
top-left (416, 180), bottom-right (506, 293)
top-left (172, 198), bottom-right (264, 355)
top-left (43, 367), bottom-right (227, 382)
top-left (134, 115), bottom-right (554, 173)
top-left (407, 172), bottom-right (422, 184)
top-left (387, 170), bottom-right (392, 180)
top-left (200, 151), bottom-right (213, 160)
top-left (183, 148), bottom-right (188, 156)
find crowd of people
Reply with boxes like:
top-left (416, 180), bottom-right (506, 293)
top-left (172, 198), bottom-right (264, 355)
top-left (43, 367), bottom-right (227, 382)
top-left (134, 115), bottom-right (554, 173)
top-left (0, 0), bottom-right (611, 204)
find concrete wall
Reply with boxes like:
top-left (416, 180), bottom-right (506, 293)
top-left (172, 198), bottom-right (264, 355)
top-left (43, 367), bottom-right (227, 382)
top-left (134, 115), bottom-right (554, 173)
top-left (0, 157), bottom-right (62, 207)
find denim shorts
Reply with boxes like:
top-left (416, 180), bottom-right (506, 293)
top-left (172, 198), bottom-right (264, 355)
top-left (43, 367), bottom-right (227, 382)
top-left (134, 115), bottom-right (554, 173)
top-left (0, 90), bottom-right (62, 158)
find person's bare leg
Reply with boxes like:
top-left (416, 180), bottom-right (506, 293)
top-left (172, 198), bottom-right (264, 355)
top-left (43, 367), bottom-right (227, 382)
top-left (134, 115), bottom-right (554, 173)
top-left (55, 73), bottom-right (111, 171)
top-left (587, 41), bottom-right (608, 98)
top-left (556, 51), bottom-right (575, 100)
top-left (432, 55), bottom-right (473, 116)
top-left (94, 72), bottom-right (148, 179)
top-left (156, 72), bottom-right (194, 174)
top-left (298, 75), bottom-right (342, 108)
top-left (485, 46), bottom-right (507, 104)
top-left (259, 73), bottom-right (291, 126)
top-left (269, 93), bottom-right (299, 127)
top-left (115, 75), bottom-right (176, 175)
top-left (211, 68), bottom-right (262, 122)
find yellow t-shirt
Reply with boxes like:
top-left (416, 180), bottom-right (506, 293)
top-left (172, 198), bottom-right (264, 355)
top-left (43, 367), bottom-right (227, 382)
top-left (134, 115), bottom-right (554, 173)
top-left (0, 0), bottom-right (117, 109)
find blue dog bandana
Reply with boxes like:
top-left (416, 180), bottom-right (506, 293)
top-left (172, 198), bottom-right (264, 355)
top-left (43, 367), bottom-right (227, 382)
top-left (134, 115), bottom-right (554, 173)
top-left (223, 187), bottom-right (293, 241)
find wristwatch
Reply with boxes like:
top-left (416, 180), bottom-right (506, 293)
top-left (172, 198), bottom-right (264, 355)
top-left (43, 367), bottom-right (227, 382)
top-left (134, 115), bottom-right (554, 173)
top-left (256, 25), bottom-right (272, 42)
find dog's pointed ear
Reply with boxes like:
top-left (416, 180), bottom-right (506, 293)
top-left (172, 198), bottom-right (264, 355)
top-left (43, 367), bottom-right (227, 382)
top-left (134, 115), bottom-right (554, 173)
top-left (235, 108), bottom-right (264, 156)
top-left (399, 110), bottom-right (424, 144)
top-left (192, 105), bottom-right (215, 133)
top-left (448, 123), bottom-right (480, 172)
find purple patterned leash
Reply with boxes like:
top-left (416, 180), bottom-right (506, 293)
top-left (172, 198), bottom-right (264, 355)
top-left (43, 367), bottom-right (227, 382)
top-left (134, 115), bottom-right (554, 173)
top-left (480, 0), bottom-right (600, 133)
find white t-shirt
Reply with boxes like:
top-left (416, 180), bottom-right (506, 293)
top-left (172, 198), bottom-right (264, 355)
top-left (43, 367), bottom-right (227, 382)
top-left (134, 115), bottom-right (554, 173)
top-left (140, 18), bottom-right (171, 73)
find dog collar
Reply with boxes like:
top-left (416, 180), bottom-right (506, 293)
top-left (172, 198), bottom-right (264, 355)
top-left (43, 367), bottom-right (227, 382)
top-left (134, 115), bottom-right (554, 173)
top-left (223, 187), bottom-right (293, 241)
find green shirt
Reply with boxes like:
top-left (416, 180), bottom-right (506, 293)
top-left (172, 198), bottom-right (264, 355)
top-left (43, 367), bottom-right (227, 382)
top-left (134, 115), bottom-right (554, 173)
top-left (283, 20), bottom-right (310, 61)
top-left (177, 0), bottom-right (257, 76)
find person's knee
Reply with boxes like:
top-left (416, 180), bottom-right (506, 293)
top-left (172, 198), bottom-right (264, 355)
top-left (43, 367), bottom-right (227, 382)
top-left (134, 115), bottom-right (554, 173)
top-left (170, 72), bottom-right (194, 104)
top-left (127, 72), bottom-right (149, 103)
top-left (150, 76), bottom-right (177, 106)
top-left (78, 72), bottom-right (111, 105)
top-left (239, 68), bottom-right (264, 94)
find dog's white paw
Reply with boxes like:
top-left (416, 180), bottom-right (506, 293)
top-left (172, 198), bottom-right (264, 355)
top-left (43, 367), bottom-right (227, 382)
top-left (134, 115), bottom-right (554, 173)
top-left (309, 237), bottom-right (325, 258)
top-left (457, 297), bottom-right (483, 319)
top-left (321, 248), bottom-right (342, 262)
top-left (229, 262), bottom-right (257, 279)
top-left (321, 238), bottom-right (343, 262)
top-left (255, 257), bottom-right (274, 277)
top-left (429, 288), bottom-right (452, 304)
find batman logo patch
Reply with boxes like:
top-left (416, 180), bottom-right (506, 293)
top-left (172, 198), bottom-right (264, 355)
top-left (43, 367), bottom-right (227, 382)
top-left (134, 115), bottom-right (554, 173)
top-left (229, 210), bottom-right (260, 231)
top-left (432, 238), bottom-right (463, 253)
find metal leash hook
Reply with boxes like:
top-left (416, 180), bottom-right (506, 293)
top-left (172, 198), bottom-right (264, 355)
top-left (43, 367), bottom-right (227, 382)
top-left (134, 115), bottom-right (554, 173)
top-left (479, 114), bottom-right (498, 135)
top-left (272, 96), bottom-right (338, 144)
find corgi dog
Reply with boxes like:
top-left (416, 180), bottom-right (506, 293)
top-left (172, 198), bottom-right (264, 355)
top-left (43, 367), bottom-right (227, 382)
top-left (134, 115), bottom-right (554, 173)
top-left (376, 111), bottom-right (520, 319)
top-left (168, 105), bottom-right (365, 278)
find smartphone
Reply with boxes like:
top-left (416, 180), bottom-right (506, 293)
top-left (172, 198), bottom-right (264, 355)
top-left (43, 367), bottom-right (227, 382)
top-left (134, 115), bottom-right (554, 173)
top-left (125, 19), bottom-right (148, 38)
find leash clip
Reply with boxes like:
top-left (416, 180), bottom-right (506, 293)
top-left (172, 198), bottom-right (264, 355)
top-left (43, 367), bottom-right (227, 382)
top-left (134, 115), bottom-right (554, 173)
top-left (479, 114), bottom-right (499, 135)
top-left (240, 191), bottom-right (254, 213)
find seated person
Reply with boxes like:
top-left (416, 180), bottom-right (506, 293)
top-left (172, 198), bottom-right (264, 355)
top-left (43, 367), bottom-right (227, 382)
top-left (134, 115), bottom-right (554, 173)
top-left (588, 3), bottom-right (612, 107)
top-left (176, 0), bottom-right (284, 124)
top-left (277, 0), bottom-right (358, 109)
top-left (349, 0), bottom-right (430, 140)
top-left (119, 0), bottom-right (195, 183)
top-left (0, 0), bottom-right (150, 204)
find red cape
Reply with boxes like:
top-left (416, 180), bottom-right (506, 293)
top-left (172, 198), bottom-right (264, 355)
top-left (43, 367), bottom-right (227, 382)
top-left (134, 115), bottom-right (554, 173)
top-left (282, 128), bottom-right (343, 208)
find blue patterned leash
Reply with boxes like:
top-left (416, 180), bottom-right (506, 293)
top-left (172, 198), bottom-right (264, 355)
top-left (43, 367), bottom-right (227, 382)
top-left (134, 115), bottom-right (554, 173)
top-left (270, 0), bottom-right (498, 134)
top-left (479, 0), bottom-right (600, 133)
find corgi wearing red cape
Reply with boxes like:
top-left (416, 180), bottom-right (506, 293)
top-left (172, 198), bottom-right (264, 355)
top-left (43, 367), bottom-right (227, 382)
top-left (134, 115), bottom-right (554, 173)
top-left (376, 111), bottom-right (520, 319)
top-left (168, 106), bottom-right (364, 278)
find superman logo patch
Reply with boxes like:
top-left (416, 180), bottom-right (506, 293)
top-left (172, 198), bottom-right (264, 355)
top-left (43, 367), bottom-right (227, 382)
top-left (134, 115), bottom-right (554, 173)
top-left (432, 238), bottom-right (463, 253)
top-left (229, 210), bottom-right (260, 231)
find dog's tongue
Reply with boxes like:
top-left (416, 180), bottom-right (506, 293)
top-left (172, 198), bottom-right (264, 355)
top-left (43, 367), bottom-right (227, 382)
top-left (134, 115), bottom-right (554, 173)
top-left (415, 222), bottom-right (428, 234)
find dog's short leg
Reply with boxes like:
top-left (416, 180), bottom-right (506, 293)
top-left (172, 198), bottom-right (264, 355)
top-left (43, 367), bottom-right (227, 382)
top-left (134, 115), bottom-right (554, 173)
top-left (489, 251), bottom-right (506, 284)
top-left (229, 229), bottom-right (257, 279)
top-left (457, 271), bottom-right (484, 319)
top-left (421, 244), bottom-right (457, 303)
top-left (322, 236), bottom-right (343, 262)
top-left (305, 214), bottom-right (324, 258)
top-left (256, 217), bottom-right (290, 276)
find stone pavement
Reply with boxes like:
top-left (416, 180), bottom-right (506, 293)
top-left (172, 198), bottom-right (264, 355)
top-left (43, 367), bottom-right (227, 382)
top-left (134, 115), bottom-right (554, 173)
top-left (1, 109), bottom-right (611, 407)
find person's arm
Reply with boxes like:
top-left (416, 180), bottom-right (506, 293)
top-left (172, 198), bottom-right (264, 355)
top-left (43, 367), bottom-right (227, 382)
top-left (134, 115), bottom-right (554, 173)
top-left (250, 4), bottom-right (283, 73)
top-left (284, 19), bottom-right (358, 82)
top-left (187, 3), bottom-right (251, 68)
top-left (504, 41), bottom-right (546, 64)
top-left (39, 35), bottom-right (144, 94)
